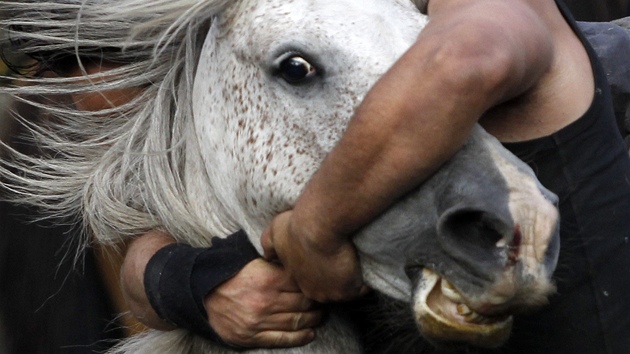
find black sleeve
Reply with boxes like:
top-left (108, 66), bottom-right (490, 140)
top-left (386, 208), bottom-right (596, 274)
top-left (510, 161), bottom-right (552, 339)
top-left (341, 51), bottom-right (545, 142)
top-left (143, 230), bottom-right (260, 346)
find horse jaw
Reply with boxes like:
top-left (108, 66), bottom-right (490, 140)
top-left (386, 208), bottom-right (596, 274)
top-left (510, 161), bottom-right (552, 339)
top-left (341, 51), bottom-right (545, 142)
top-left (354, 126), bottom-right (559, 349)
top-left (412, 269), bottom-right (514, 349)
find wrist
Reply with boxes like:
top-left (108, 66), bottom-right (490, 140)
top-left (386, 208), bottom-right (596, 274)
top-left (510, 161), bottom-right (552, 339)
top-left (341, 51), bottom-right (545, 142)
top-left (143, 230), bottom-right (260, 345)
top-left (288, 207), bottom-right (350, 257)
top-left (121, 232), bottom-right (176, 330)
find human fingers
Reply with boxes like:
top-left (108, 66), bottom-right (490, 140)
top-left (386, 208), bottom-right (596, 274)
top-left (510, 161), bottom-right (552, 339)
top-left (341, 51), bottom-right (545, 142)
top-left (254, 310), bottom-right (324, 332)
top-left (292, 242), bottom-right (367, 302)
top-left (264, 212), bottom-right (366, 302)
top-left (261, 225), bottom-right (277, 261)
top-left (210, 310), bottom-right (321, 348)
top-left (268, 291), bottom-right (318, 313)
top-left (249, 329), bottom-right (316, 348)
top-left (262, 211), bottom-right (293, 261)
top-left (204, 258), bottom-right (320, 346)
top-left (237, 257), bottom-right (305, 294)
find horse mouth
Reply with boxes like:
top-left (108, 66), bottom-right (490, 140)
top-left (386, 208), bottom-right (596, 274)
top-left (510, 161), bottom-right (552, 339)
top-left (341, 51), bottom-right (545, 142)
top-left (412, 268), bottom-right (513, 348)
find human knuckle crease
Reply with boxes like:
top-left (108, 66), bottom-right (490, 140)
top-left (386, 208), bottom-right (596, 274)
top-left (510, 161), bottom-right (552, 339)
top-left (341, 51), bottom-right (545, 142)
top-left (273, 332), bottom-right (287, 346)
top-left (292, 313), bottom-right (303, 330)
top-left (244, 315), bottom-right (262, 329)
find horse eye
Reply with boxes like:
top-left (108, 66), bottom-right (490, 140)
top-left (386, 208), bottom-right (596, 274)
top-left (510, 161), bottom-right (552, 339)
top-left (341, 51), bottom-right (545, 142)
top-left (279, 56), bottom-right (317, 84)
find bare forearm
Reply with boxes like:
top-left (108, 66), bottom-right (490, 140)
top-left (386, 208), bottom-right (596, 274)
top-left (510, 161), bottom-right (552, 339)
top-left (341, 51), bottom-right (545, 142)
top-left (120, 230), bottom-right (177, 330)
top-left (289, 0), bottom-right (554, 248)
top-left (290, 34), bottom-right (484, 245)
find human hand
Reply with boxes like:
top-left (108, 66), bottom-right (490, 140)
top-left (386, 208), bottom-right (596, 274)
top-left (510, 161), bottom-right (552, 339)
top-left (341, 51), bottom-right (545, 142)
top-left (261, 211), bottom-right (369, 303)
top-left (204, 258), bottom-right (323, 348)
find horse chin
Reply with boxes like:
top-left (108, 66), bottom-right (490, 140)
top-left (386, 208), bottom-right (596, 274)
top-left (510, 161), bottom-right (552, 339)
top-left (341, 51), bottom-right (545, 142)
top-left (412, 269), bottom-right (513, 349)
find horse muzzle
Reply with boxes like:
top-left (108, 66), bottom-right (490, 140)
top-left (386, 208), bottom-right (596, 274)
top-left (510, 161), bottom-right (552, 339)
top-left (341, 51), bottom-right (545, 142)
top-left (403, 131), bottom-right (561, 348)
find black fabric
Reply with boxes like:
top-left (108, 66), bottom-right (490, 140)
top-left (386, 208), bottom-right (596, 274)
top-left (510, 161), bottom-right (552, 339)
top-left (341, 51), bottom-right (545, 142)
top-left (0, 100), bottom-right (124, 353)
top-left (497, 2), bottom-right (630, 353)
top-left (357, 2), bottom-right (630, 353)
top-left (563, 0), bottom-right (627, 21)
top-left (144, 230), bottom-right (260, 345)
top-left (0, 202), bottom-right (125, 354)
top-left (578, 19), bottom-right (630, 146)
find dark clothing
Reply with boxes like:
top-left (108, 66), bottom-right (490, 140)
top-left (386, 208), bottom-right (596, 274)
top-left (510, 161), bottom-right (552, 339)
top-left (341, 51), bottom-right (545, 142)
top-left (365, 1), bottom-right (630, 353)
top-left (0, 202), bottom-right (125, 354)
top-left (0, 104), bottom-right (124, 353)
top-left (578, 19), bottom-right (630, 146)
top-left (500, 1), bottom-right (630, 352)
top-left (563, 0), bottom-right (628, 21)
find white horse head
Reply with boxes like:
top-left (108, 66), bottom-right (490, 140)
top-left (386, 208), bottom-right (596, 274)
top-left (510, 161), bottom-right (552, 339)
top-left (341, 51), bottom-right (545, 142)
top-left (1, 0), bottom-right (559, 351)
top-left (189, 0), bottom-right (426, 245)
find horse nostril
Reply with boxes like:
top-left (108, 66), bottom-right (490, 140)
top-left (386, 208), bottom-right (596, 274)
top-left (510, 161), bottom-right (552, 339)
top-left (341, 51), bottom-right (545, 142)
top-left (441, 210), bottom-right (505, 249)
top-left (437, 208), bottom-right (514, 277)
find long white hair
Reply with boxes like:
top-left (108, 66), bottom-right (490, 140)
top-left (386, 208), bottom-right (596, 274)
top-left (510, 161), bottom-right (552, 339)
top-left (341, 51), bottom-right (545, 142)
top-left (1, 0), bottom-right (232, 246)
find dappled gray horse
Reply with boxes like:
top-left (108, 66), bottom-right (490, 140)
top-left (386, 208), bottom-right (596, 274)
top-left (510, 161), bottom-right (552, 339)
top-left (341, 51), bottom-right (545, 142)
top-left (0, 0), bottom-right (560, 352)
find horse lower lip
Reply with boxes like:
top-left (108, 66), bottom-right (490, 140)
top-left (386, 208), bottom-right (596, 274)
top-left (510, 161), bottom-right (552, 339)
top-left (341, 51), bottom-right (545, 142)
top-left (416, 269), bottom-right (512, 328)
top-left (413, 269), bottom-right (513, 348)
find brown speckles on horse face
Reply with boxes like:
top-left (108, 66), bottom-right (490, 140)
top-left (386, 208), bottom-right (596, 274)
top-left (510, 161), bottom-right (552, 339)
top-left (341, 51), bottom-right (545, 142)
top-left (191, 0), bottom-right (559, 348)
top-left (193, 0), bottom-right (426, 230)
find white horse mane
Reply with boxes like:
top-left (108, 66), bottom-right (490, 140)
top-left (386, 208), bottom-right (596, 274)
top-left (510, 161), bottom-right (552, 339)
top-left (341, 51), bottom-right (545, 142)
top-left (1, 0), bottom-right (235, 246)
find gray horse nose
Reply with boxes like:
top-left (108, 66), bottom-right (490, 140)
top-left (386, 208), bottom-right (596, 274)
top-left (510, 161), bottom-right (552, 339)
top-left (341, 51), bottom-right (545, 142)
top-left (437, 205), bottom-right (516, 280)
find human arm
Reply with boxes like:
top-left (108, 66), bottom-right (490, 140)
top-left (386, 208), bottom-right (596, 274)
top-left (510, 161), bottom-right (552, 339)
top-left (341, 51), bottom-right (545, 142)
top-left (121, 230), bottom-right (322, 348)
top-left (120, 230), bottom-right (177, 330)
top-left (58, 59), bottom-right (322, 349)
top-left (262, 0), bottom-right (556, 302)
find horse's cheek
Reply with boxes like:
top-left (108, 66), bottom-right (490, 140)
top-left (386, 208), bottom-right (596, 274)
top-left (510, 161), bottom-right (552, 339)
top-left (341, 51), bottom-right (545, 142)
top-left (198, 82), bottom-right (304, 220)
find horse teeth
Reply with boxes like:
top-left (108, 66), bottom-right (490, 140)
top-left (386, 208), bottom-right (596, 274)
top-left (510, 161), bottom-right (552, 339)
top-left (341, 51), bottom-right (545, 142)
top-left (441, 280), bottom-right (463, 302)
top-left (457, 304), bottom-right (472, 315)
top-left (466, 311), bottom-right (481, 322)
